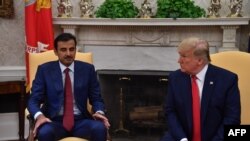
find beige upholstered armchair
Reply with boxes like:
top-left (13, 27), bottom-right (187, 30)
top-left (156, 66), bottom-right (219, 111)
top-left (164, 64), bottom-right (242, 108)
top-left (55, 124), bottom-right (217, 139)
top-left (211, 51), bottom-right (250, 124)
top-left (26, 50), bottom-right (110, 141)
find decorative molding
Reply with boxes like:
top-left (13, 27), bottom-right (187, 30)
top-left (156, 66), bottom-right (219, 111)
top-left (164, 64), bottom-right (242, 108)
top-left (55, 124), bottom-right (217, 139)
top-left (130, 30), bottom-right (169, 46)
top-left (53, 17), bottom-right (249, 26)
top-left (0, 66), bottom-right (26, 81)
top-left (54, 17), bottom-right (249, 49)
top-left (60, 25), bottom-right (79, 35)
top-left (220, 25), bottom-right (239, 50)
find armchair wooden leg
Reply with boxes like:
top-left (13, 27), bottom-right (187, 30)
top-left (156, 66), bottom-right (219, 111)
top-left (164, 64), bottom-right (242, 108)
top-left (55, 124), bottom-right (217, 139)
top-left (107, 129), bottom-right (112, 141)
top-left (27, 114), bottom-right (35, 141)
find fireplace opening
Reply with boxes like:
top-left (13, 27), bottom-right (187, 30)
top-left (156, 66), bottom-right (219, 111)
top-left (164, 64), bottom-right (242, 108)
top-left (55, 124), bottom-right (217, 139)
top-left (97, 70), bottom-right (171, 140)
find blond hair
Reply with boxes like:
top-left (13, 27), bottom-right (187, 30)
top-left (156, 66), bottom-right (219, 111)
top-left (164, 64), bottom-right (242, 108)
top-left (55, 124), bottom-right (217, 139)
top-left (178, 37), bottom-right (211, 63)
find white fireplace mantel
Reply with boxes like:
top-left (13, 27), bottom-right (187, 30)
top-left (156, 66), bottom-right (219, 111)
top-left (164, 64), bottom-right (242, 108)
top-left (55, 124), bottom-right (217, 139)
top-left (53, 17), bottom-right (249, 26)
top-left (52, 17), bottom-right (250, 71)
top-left (54, 17), bottom-right (249, 51)
top-left (1, 18), bottom-right (249, 81)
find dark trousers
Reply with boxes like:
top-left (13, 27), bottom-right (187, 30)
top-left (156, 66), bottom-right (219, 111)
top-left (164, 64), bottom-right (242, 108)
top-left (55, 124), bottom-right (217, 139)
top-left (37, 115), bottom-right (107, 141)
top-left (159, 132), bottom-right (176, 141)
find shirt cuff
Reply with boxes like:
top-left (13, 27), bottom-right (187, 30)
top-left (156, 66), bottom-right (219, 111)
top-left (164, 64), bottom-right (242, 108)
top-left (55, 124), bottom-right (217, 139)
top-left (34, 111), bottom-right (42, 120)
top-left (95, 110), bottom-right (105, 115)
top-left (180, 138), bottom-right (188, 141)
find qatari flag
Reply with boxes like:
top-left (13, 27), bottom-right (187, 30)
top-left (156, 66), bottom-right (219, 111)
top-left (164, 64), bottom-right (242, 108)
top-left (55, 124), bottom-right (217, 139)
top-left (24, 0), bottom-right (54, 91)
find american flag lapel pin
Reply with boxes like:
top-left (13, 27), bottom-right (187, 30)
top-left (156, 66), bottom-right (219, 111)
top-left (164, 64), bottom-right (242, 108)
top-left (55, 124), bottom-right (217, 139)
top-left (210, 81), bottom-right (214, 85)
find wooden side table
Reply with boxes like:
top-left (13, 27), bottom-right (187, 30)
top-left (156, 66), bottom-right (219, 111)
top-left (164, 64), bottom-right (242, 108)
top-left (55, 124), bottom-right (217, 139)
top-left (0, 80), bottom-right (26, 141)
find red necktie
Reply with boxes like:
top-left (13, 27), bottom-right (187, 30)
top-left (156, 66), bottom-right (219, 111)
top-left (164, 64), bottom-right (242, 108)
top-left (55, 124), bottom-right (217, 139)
top-left (63, 68), bottom-right (74, 131)
top-left (191, 75), bottom-right (201, 141)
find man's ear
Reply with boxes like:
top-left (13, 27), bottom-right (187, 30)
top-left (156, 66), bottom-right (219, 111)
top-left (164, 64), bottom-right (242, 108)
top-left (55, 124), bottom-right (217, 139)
top-left (197, 58), bottom-right (205, 65)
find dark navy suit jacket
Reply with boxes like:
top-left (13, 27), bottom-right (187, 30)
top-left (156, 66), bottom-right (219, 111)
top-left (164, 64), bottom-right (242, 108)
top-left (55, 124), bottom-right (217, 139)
top-left (164, 64), bottom-right (240, 141)
top-left (28, 60), bottom-right (105, 119)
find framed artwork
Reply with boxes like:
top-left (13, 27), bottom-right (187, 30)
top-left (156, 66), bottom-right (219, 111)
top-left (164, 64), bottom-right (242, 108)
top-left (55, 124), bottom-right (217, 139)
top-left (0, 0), bottom-right (14, 18)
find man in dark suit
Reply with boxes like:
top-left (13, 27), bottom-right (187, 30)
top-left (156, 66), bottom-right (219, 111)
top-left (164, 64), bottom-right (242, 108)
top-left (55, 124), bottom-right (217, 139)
top-left (27, 33), bottom-right (110, 141)
top-left (160, 37), bottom-right (240, 141)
